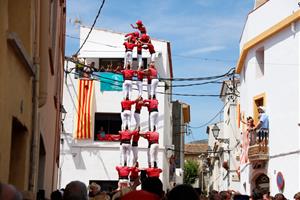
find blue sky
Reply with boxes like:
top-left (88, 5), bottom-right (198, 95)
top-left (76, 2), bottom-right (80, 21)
top-left (65, 0), bottom-right (254, 143)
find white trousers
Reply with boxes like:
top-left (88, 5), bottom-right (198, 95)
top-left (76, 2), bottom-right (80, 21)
top-left (121, 143), bottom-right (131, 165)
top-left (134, 112), bottom-right (140, 129)
top-left (150, 111), bottom-right (158, 131)
top-left (124, 51), bottom-right (133, 68)
top-left (136, 80), bottom-right (143, 97)
top-left (147, 79), bottom-right (159, 98)
top-left (149, 143), bottom-right (159, 167)
top-left (137, 54), bottom-right (143, 69)
top-left (151, 53), bottom-right (156, 62)
top-left (121, 110), bottom-right (131, 130)
top-left (123, 80), bottom-right (132, 99)
top-left (131, 146), bottom-right (138, 165)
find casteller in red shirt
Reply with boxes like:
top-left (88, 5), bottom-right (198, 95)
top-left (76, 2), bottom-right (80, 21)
top-left (131, 129), bottom-right (140, 143)
top-left (123, 41), bottom-right (137, 51)
top-left (116, 166), bottom-right (132, 178)
top-left (146, 167), bottom-right (162, 178)
top-left (121, 99), bottom-right (135, 111)
top-left (121, 69), bottom-right (135, 80)
top-left (119, 130), bottom-right (134, 141)
top-left (144, 131), bottom-right (159, 144)
top-left (143, 99), bottom-right (158, 111)
top-left (125, 32), bottom-right (139, 42)
top-left (129, 166), bottom-right (140, 180)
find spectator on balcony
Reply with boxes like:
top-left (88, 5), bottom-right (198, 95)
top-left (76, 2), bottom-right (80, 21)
top-left (97, 126), bottom-right (106, 140)
top-left (247, 117), bottom-right (256, 146)
top-left (254, 106), bottom-right (269, 152)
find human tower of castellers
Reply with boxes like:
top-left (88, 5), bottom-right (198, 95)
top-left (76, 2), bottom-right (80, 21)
top-left (115, 20), bottom-right (162, 189)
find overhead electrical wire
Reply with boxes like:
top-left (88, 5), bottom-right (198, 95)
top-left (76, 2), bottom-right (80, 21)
top-left (74, 0), bottom-right (106, 55)
top-left (66, 70), bottom-right (237, 97)
top-left (188, 101), bottom-right (229, 129)
top-left (65, 57), bottom-right (235, 83)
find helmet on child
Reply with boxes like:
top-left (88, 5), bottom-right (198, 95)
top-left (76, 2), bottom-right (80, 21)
top-left (136, 20), bottom-right (143, 26)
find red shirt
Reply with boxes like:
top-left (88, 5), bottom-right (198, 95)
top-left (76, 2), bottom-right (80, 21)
top-left (125, 32), bottom-right (138, 42)
top-left (136, 70), bottom-right (144, 81)
top-left (147, 43), bottom-right (155, 54)
top-left (135, 100), bottom-right (144, 112)
top-left (132, 130), bottom-right (140, 143)
top-left (140, 34), bottom-right (150, 43)
top-left (123, 42), bottom-right (136, 51)
top-left (146, 168), bottom-right (162, 178)
top-left (144, 131), bottom-right (159, 143)
top-left (138, 26), bottom-right (147, 34)
top-left (121, 69), bottom-right (135, 80)
top-left (121, 100), bottom-right (135, 110)
top-left (116, 166), bottom-right (132, 177)
top-left (129, 167), bottom-right (140, 179)
top-left (143, 99), bottom-right (158, 110)
top-left (119, 130), bottom-right (133, 140)
top-left (147, 67), bottom-right (158, 80)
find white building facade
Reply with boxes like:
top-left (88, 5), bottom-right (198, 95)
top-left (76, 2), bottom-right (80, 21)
top-left (206, 80), bottom-right (241, 192)
top-left (237, 0), bottom-right (300, 198)
top-left (60, 27), bottom-right (174, 191)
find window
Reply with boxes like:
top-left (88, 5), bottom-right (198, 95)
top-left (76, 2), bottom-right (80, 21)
top-left (256, 48), bottom-right (264, 78)
top-left (99, 58), bottom-right (147, 71)
top-left (94, 113), bottom-right (121, 141)
top-left (73, 57), bottom-right (148, 79)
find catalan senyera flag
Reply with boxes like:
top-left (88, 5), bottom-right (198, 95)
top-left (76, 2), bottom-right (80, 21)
top-left (75, 79), bottom-right (94, 139)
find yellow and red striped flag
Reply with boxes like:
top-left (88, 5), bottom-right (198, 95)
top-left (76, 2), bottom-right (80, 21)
top-left (75, 79), bottom-right (94, 139)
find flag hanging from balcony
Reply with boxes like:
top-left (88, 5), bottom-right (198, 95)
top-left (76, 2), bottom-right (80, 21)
top-left (75, 79), bottom-right (94, 139)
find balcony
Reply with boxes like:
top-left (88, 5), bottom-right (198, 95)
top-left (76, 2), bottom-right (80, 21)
top-left (248, 144), bottom-right (269, 162)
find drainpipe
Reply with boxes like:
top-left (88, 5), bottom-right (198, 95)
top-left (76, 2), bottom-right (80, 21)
top-left (38, 0), bottom-right (50, 107)
top-left (29, 0), bottom-right (40, 195)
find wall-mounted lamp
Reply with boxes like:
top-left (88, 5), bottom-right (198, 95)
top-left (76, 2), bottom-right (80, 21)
top-left (212, 124), bottom-right (229, 144)
top-left (60, 105), bottom-right (67, 121)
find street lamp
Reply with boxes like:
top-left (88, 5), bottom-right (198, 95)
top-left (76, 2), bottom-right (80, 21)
top-left (60, 105), bottom-right (67, 121)
top-left (212, 124), bottom-right (220, 139)
top-left (211, 124), bottom-right (229, 144)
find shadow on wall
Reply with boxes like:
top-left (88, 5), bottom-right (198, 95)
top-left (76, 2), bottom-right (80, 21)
top-left (72, 147), bottom-right (87, 170)
top-left (138, 113), bottom-right (164, 132)
top-left (93, 149), bottom-right (112, 180)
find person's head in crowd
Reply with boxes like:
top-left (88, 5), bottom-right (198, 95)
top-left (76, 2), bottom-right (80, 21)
top-left (141, 177), bottom-right (164, 198)
top-left (220, 191), bottom-right (231, 200)
top-left (251, 188), bottom-right (263, 200)
top-left (209, 190), bottom-right (220, 200)
top-left (0, 183), bottom-right (22, 200)
top-left (294, 192), bottom-right (300, 200)
top-left (88, 182), bottom-right (101, 197)
top-left (274, 193), bottom-right (287, 200)
top-left (50, 189), bottom-right (63, 200)
top-left (63, 181), bottom-right (88, 200)
top-left (166, 184), bottom-right (199, 200)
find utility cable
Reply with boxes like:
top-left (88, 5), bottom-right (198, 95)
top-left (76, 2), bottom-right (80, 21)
top-left (75, 0), bottom-right (106, 55)
top-left (65, 57), bottom-right (234, 82)
top-left (188, 101), bottom-right (229, 129)
top-left (66, 71), bottom-right (236, 97)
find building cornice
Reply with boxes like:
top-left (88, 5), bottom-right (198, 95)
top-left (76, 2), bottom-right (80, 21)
top-left (236, 10), bottom-right (300, 74)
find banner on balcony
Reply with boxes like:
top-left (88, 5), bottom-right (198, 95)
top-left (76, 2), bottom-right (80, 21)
top-left (75, 79), bottom-right (94, 139)
top-left (94, 72), bottom-right (123, 91)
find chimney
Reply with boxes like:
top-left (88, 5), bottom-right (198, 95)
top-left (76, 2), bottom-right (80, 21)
top-left (254, 0), bottom-right (268, 9)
